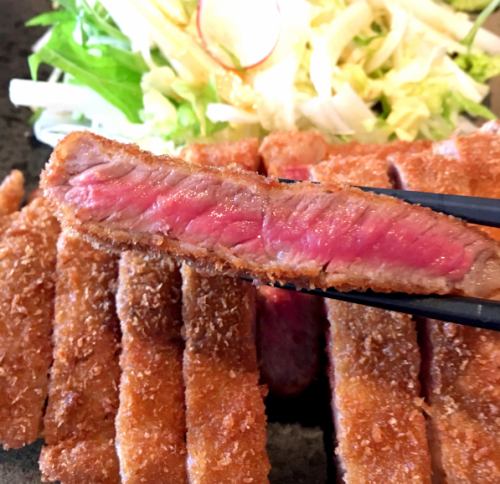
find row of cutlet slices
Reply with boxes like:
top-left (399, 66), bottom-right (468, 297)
top-left (182, 127), bottom-right (500, 483)
top-left (257, 126), bottom-right (500, 483)
top-left (0, 170), bottom-right (269, 483)
top-left (2, 119), bottom-right (500, 483)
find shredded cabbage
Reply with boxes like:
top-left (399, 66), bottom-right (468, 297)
top-left (9, 0), bottom-right (500, 153)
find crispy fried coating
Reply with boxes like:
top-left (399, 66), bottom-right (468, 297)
top-left (0, 170), bottom-right (24, 217)
top-left (311, 154), bottom-right (390, 189)
top-left (115, 251), bottom-right (187, 483)
top-left (319, 159), bottom-right (431, 482)
top-left (0, 197), bottom-right (59, 449)
top-left (39, 231), bottom-right (120, 484)
top-left (327, 302), bottom-right (431, 483)
top-left (42, 132), bottom-right (500, 300)
top-left (394, 137), bottom-right (500, 482)
top-left (180, 138), bottom-right (261, 172)
top-left (425, 321), bottom-right (500, 482)
top-left (182, 265), bottom-right (270, 484)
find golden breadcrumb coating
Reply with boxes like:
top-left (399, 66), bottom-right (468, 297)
top-left (182, 265), bottom-right (270, 484)
top-left (180, 138), bottom-right (261, 172)
top-left (394, 136), bottom-right (500, 483)
top-left (425, 322), bottom-right (500, 483)
top-left (40, 231), bottom-right (120, 484)
top-left (327, 302), bottom-right (431, 483)
top-left (115, 251), bottom-right (187, 483)
top-left (0, 197), bottom-right (59, 449)
top-left (0, 170), bottom-right (24, 217)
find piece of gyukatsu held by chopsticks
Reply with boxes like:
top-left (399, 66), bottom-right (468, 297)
top-left (279, 179), bottom-right (500, 228)
top-left (274, 181), bottom-right (500, 330)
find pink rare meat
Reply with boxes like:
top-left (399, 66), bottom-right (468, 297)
top-left (184, 138), bottom-right (325, 396)
top-left (41, 132), bottom-right (500, 298)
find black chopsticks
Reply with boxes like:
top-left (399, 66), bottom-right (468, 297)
top-left (271, 283), bottom-right (500, 331)
top-left (358, 187), bottom-right (500, 228)
top-left (270, 180), bottom-right (500, 330)
top-left (280, 178), bottom-right (500, 228)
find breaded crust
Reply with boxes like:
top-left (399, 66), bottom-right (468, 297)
top-left (42, 132), bottom-right (500, 299)
top-left (425, 321), bottom-right (500, 482)
top-left (40, 231), bottom-right (120, 484)
top-left (0, 197), bottom-right (59, 449)
top-left (394, 135), bottom-right (500, 483)
top-left (311, 154), bottom-right (390, 189)
top-left (115, 251), bottom-right (187, 483)
top-left (327, 301), bottom-right (431, 483)
top-left (0, 170), bottom-right (24, 217)
top-left (182, 265), bottom-right (270, 484)
top-left (180, 138), bottom-right (261, 172)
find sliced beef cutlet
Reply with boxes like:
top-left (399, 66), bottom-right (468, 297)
top-left (256, 287), bottom-right (325, 396)
top-left (182, 265), bottom-right (270, 484)
top-left (0, 169), bottom-right (24, 217)
top-left (185, 138), bottom-right (325, 396)
top-left (327, 302), bottom-right (431, 483)
top-left (181, 139), bottom-right (269, 482)
top-left (392, 133), bottom-right (500, 483)
top-left (40, 231), bottom-right (120, 484)
top-left (313, 151), bottom-right (431, 483)
top-left (259, 130), bottom-right (430, 181)
top-left (0, 196), bottom-right (58, 449)
top-left (41, 132), bottom-right (500, 299)
top-left (180, 138), bottom-right (261, 172)
top-left (115, 251), bottom-right (187, 483)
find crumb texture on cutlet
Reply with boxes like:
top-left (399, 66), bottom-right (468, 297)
top-left (42, 131), bottom-right (500, 299)
top-left (182, 265), bottom-right (270, 484)
top-left (327, 302), bottom-right (431, 484)
top-left (394, 128), bottom-right (500, 482)
top-left (116, 251), bottom-right (187, 484)
top-left (0, 197), bottom-right (59, 450)
top-left (311, 155), bottom-right (390, 188)
top-left (184, 136), bottom-right (326, 399)
top-left (425, 322), bottom-right (500, 483)
top-left (0, 169), bottom-right (24, 216)
top-left (180, 138), bottom-right (261, 172)
top-left (40, 231), bottom-right (120, 484)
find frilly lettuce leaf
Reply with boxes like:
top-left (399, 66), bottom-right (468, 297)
top-left (455, 52), bottom-right (500, 82)
top-left (29, 19), bottom-right (146, 123)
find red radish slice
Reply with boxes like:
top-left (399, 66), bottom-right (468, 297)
top-left (197, 0), bottom-right (281, 70)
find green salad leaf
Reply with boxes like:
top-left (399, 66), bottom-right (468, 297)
top-left (161, 81), bottom-right (226, 144)
top-left (29, 19), bottom-right (147, 122)
top-left (446, 0), bottom-right (492, 11)
top-left (461, 0), bottom-right (500, 49)
top-left (455, 52), bottom-right (500, 82)
top-left (27, 0), bottom-right (227, 142)
top-left (444, 91), bottom-right (496, 120)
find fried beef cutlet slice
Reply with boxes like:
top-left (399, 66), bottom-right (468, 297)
top-left (180, 138), bottom-right (261, 172)
top-left (256, 287), bottom-right (325, 396)
top-left (115, 251), bottom-right (187, 483)
top-left (182, 139), bottom-right (270, 480)
top-left (182, 265), bottom-right (270, 484)
top-left (423, 321), bottom-right (500, 482)
top-left (327, 302), bottom-right (431, 483)
top-left (41, 132), bottom-right (500, 299)
top-left (259, 130), bottom-right (430, 180)
top-left (0, 169), bottom-right (24, 217)
top-left (0, 197), bottom-right (59, 449)
top-left (314, 152), bottom-right (431, 482)
top-left (39, 231), bottom-right (120, 484)
top-left (392, 139), bottom-right (500, 482)
top-left (184, 138), bottom-right (325, 397)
